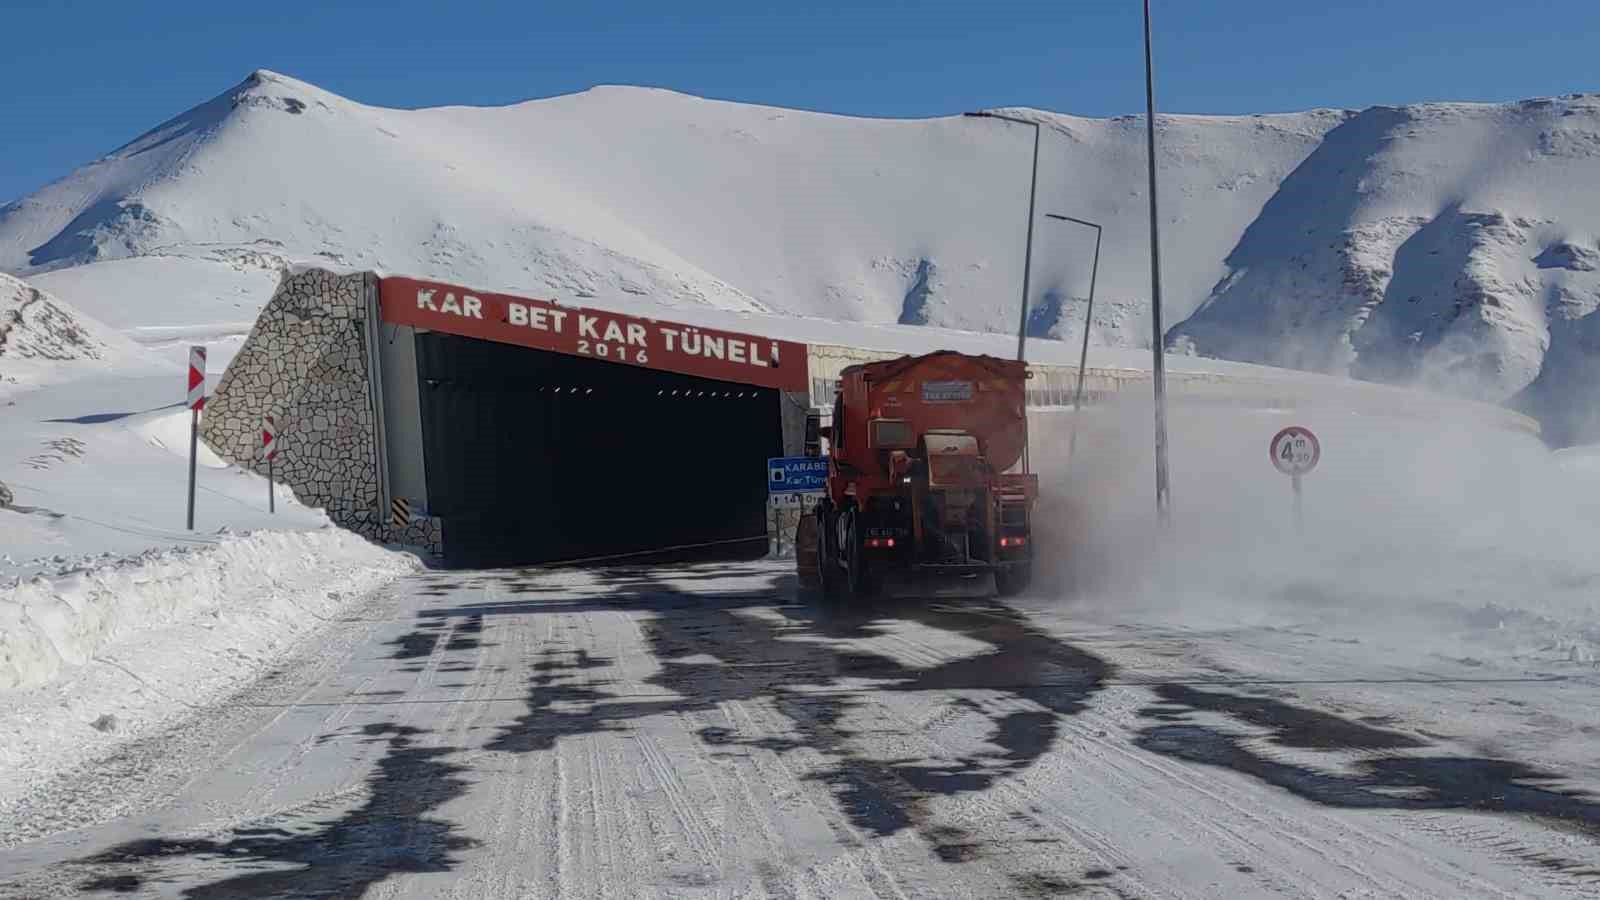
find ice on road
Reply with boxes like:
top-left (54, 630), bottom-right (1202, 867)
top-left (3, 560), bottom-right (1598, 898)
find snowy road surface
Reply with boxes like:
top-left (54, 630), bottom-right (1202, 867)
top-left (2, 560), bottom-right (1598, 898)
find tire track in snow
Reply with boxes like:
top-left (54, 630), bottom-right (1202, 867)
top-left (1001, 637), bottom-right (1543, 896)
top-left (689, 702), bottom-right (807, 897)
top-left (1406, 815), bottom-right (1600, 897)
top-left (715, 696), bottom-right (911, 899)
top-left (862, 616), bottom-right (1529, 898)
top-left (1098, 622), bottom-right (1600, 896)
top-left (633, 720), bottom-right (722, 870)
top-left (11, 561), bottom-right (1594, 897)
top-left (719, 697), bottom-right (908, 897)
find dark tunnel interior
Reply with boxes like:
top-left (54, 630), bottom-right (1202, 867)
top-left (414, 332), bottom-right (783, 567)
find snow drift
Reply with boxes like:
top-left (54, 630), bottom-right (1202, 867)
top-left (28, 255), bottom-right (281, 373)
top-left (0, 528), bottom-right (414, 692)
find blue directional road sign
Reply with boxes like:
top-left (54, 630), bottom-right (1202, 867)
top-left (768, 456), bottom-right (829, 493)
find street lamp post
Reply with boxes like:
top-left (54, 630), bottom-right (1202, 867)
top-left (1044, 214), bottom-right (1101, 468)
top-left (1144, 0), bottom-right (1173, 523)
top-left (963, 111), bottom-right (1041, 362)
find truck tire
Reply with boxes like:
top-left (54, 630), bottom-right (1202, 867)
top-left (996, 564), bottom-right (1032, 597)
top-left (795, 513), bottom-right (821, 591)
top-left (815, 502), bottom-right (843, 600)
top-left (843, 509), bottom-right (875, 600)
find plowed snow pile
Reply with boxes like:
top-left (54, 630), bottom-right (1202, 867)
top-left (0, 529), bottom-right (417, 821)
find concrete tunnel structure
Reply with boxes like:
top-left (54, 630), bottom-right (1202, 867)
top-left (200, 267), bottom-right (1541, 567)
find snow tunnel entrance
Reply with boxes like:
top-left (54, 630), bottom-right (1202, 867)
top-left (413, 332), bottom-right (783, 567)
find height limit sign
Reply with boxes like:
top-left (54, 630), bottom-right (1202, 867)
top-left (1269, 426), bottom-right (1320, 531)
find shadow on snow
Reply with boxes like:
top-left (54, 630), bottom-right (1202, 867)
top-left (70, 723), bottom-right (477, 898)
top-left (476, 568), bottom-right (1115, 863)
top-left (1138, 683), bottom-right (1600, 868)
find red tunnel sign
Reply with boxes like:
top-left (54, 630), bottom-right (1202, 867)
top-left (378, 277), bottom-right (808, 391)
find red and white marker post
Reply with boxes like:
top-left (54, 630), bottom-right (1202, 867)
top-left (187, 346), bottom-right (206, 530)
top-left (1269, 425), bottom-right (1320, 533)
top-left (262, 415), bottom-right (278, 514)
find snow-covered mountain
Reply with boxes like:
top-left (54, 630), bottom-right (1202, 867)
top-left (2, 70), bottom-right (1598, 439)
top-left (0, 69), bottom-right (1341, 345)
top-left (1168, 96), bottom-right (1600, 444)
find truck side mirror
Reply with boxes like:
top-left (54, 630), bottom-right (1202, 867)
top-left (804, 412), bottom-right (824, 457)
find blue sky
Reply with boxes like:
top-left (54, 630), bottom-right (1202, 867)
top-left (3, 0), bottom-right (1597, 203)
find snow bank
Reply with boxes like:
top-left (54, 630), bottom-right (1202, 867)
top-left (129, 404), bottom-right (230, 468)
top-left (0, 267), bottom-right (420, 818)
top-left (0, 527), bottom-right (417, 817)
top-left (0, 527), bottom-right (415, 692)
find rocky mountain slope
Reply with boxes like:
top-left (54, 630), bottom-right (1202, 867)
top-left (1168, 95), bottom-right (1600, 443)
top-left (0, 272), bottom-right (162, 391)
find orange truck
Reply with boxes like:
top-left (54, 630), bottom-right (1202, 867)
top-left (796, 350), bottom-right (1038, 599)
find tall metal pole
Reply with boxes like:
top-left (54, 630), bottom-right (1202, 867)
top-left (1144, 0), bottom-right (1173, 523)
top-left (1017, 124), bottom-right (1041, 363)
top-left (1076, 226), bottom-right (1102, 412)
top-left (965, 110), bottom-right (1044, 475)
top-left (963, 111), bottom-right (1042, 363)
top-left (1045, 214), bottom-right (1102, 468)
top-left (1073, 227), bottom-right (1101, 463)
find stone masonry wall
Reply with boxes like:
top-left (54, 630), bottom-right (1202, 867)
top-left (200, 269), bottom-right (443, 556)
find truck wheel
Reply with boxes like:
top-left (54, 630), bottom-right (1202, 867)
top-left (844, 510), bottom-right (875, 600)
top-left (996, 565), bottom-right (1032, 597)
top-left (817, 539), bottom-right (843, 600)
top-left (795, 513), bottom-right (821, 591)
top-left (815, 503), bottom-right (843, 600)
